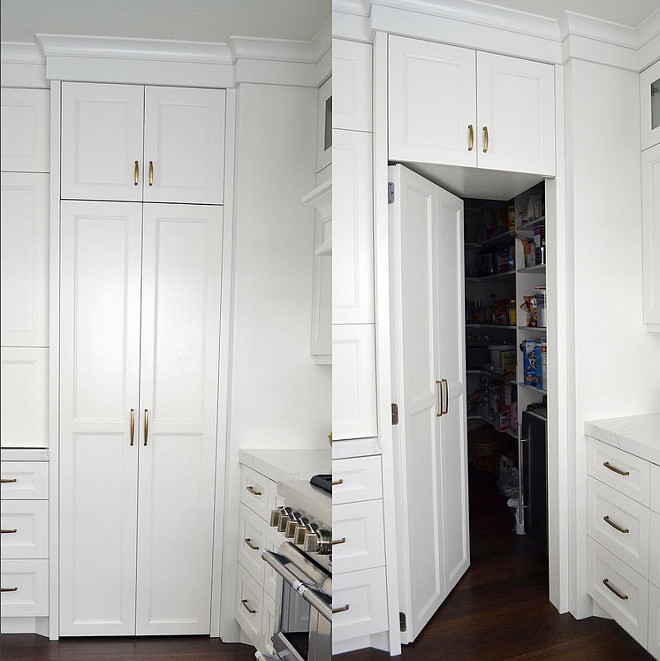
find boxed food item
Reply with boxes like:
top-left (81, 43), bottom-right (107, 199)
top-left (541, 339), bottom-right (548, 391)
top-left (523, 339), bottom-right (538, 387)
top-left (489, 344), bottom-right (516, 373)
top-left (534, 342), bottom-right (543, 389)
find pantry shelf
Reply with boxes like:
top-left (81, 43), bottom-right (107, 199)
top-left (466, 323), bottom-right (516, 330)
top-left (466, 271), bottom-right (516, 282)
top-left (518, 382), bottom-right (547, 395)
top-left (477, 229), bottom-right (517, 249)
top-left (518, 325), bottom-right (547, 332)
top-left (516, 216), bottom-right (545, 230)
top-left (517, 265), bottom-right (545, 274)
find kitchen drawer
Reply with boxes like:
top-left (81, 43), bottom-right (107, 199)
top-left (1, 500), bottom-right (48, 559)
top-left (588, 437), bottom-right (650, 506)
top-left (238, 504), bottom-right (268, 586)
top-left (332, 566), bottom-right (388, 644)
top-left (0, 558), bottom-right (48, 617)
top-left (649, 583), bottom-right (660, 660)
top-left (588, 477), bottom-right (649, 577)
top-left (332, 500), bottom-right (385, 574)
top-left (261, 591), bottom-right (277, 655)
top-left (651, 464), bottom-right (660, 514)
top-left (332, 455), bottom-right (382, 505)
top-left (235, 563), bottom-right (263, 647)
top-left (1, 461), bottom-right (48, 499)
top-left (264, 526), bottom-right (285, 599)
top-left (651, 512), bottom-right (660, 588)
top-left (587, 538), bottom-right (649, 648)
top-left (240, 465), bottom-right (270, 520)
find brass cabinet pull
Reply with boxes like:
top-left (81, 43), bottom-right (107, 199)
top-left (331, 537), bottom-right (347, 546)
top-left (468, 124), bottom-right (474, 151)
top-left (244, 538), bottom-right (259, 551)
top-left (134, 160), bottom-right (139, 185)
top-left (241, 599), bottom-right (256, 614)
top-left (332, 604), bottom-right (350, 614)
top-left (442, 378), bottom-right (449, 415)
top-left (482, 126), bottom-right (489, 153)
top-left (149, 160), bottom-right (154, 186)
top-left (603, 461), bottom-right (629, 476)
top-left (436, 380), bottom-right (443, 417)
top-left (1, 529), bottom-right (18, 534)
top-left (1, 587), bottom-right (18, 592)
top-left (144, 409), bottom-right (149, 446)
top-left (603, 578), bottom-right (628, 600)
top-left (130, 408), bottom-right (135, 446)
top-left (1, 479), bottom-right (17, 484)
top-left (331, 479), bottom-right (344, 486)
top-left (603, 516), bottom-right (629, 534)
top-left (246, 485), bottom-right (262, 496)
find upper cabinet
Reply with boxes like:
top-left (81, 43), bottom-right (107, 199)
top-left (642, 143), bottom-right (660, 332)
top-left (61, 83), bottom-right (225, 204)
top-left (389, 36), bottom-right (555, 176)
top-left (640, 60), bottom-right (660, 151)
top-left (317, 77), bottom-right (332, 173)
top-left (333, 39), bottom-right (372, 132)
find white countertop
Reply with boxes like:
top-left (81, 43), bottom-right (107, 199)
top-left (585, 414), bottom-right (660, 465)
top-left (1, 448), bottom-right (50, 461)
top-left (238, 448), bottom-right (330, 483)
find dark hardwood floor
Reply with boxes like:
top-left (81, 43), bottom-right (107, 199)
top-left (338, 466), bottom-right (653, 661)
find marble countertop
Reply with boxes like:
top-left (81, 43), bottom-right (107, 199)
top-left (1, 448), bottom-right (50, 461)
top-left (585, 414), bottom-right (660, 465)
top-left (238, 448), bottom-right (330, 483)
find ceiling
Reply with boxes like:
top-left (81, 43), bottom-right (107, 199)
top-left (0, 0), bottom-right (330, 45)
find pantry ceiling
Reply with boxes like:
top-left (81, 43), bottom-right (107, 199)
top-left (0, 0), bottom-right (330, 45)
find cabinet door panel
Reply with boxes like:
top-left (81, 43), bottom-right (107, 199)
top-left (642, 143), bottom-right (660, 329)
top-left (477, 52), bottom-right (555, 176)
top-left (143, 87), bottom-right (225, 204)
top-left (59, 200), bottom-right (142, 635)
top-left (136, 203), bottom-right (222, 635)
top-left (61, 83), bottom-right (144, 202)
top-left (389, 36), bottom-right (476, 167)
top-left (640, 60), bottom-right (660, 150)
top-left (333, 39), bottom-right (372, 132)
top-left (1, 173), bottom-right (49, 346)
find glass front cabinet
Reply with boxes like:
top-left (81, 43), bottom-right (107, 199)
top-left (641, 60), bottom-right (660, 150)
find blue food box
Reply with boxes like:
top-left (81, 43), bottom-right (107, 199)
top-left (534, 342), bottom-right (543, 390)
top-left (523, 339), bottom-right (537, 386)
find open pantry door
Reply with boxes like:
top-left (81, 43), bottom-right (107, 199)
top-left (389, 164), bottom-right (470, 644)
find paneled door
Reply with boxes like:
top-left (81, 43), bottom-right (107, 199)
top-left (59, 200), bottom-right (143, 635)
top-left (143, 87), bottom-right (225, 205)
top-left (135, 203), bottom-right (222, 634)
top-left (389, 164), bottom-right (469, 643)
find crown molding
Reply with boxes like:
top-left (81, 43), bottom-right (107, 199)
top-left (1, 42), bottom-right (48, 87)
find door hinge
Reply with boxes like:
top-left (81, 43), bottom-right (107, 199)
top-left (388, 181), bottom-right (395, 204)
top-left (399, 612), bottom-right (407, 632)
top-left (391, 403), bottom-right (399, 426)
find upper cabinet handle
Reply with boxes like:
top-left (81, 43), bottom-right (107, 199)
top-left (130, 408), bottom-right (135, 446)
top-left (149, 161), bottom-right (154, 186)
top-left (436, 380), bottom-right (443, 417)
top-left (482, 126), bottom-right (489, 153)
top-left (468, 124), bottom-right (474, 151)
top-left (144, 409), bottom-right (149, 446)
top-left (442, 378), bottom-right (449, 415)
top-left (134, 160), bottom-right (139, 185)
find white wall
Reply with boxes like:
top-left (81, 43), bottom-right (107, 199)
top-left (564, 59), bottom-right (660, 618)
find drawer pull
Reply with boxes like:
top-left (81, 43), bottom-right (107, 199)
top-left (331, 537), bottom-right (347, 546)
top-left (603, 516), bottom-right (629, 534)
top-left (603, 578), bottom-right (628, 601)
top-left (246, 485), bottom-right (262, 496)
top-left (603, 461), bottom-right (629, 476)
top-left (244, 538), bottom-right (259, 551)
top-left (331, 479), bottom-right (344, 486)
top-left (1, 587), bottom-right (18, 592)
top-left (332, 604), bottom-right (350, 614)
top-left (1, 478), bottom-right (17, 484)
top-left (1, 529), bottom-right (18, 534)
top-left (241, 598), bottom-right (256, 614)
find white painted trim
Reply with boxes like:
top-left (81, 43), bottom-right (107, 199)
top-left (0, 42), bottom-right (47, 88)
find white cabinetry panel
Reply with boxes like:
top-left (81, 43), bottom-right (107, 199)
top-left (1, 173), bottom-right (49, 347)
top-left (1, 347), bottom-right (48, 448)
top-left (651, 464), bottom-right (660, 513)
top-left (642, 143), bottom-right (660, 331)
top-left (0, 500), bottom-right (48, 559)
top-left (61, 83), bottom-right (145, 202)
top-left (143, 87), bottom-right (225, 205)
top-left (650, 512), bottom-right (660, 588)
top-left (650, 584), bottom-right (660, 659)
top-left (237, 504), bottom-right (268, 587)
top-left (332, 130), bottom-right (374, 324)
top-left (333, 39), bottom-right (372, 132)
top-left (0, 558), bottom-right (48, 617)
top-left (235, 564), bottom-right (262, 646)
top-left (317, 77), bottom-right (332, 173)
top-left (640, 60), bottom-right (660, 151)
top-left (332, 455), bottom-right (382, 505)
top-left (0, 462), bottom-right (48, 500)
top-left (332, 324), bottom-right (377, 440)
top-left (332, 499), bottom-right (385, 574)
top-left (0, 88), bottom-right (50, 172)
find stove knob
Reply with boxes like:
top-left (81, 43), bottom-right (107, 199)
top-left (269, 507), bottom-right (284, 528)
top-left (293, 518), bottom-right (309, 545)
top-left (285, 512), bottom-right (302, 538)
top-left (316, 529), bottom-right (332, 555)
top-left (303, 531), bottom-right (319, 553)
top-left (277, 507), bottom-right (294, 533)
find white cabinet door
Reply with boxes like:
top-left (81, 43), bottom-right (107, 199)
top-left (59, 200), bottom-right (142, 635)
top-left (640, 60), bottom-right (660, 150)
top-left (135, 203), bottom-right (222, 635)
top-left (0, 88), bottom-right (50, 172)
top-left (388, 164), bottom-right (469, 643)
top-left (333, 39), bottom-right (372, 132)
top-left (317, 77), bottom-right (332, 173)
top-left (1, 173), bottom-right (49, 346)
top-left (642, 143), bottom-right (660, 331)
top-left (61, 83), bottom-right (144, 202)
top-left (389, 36), bottom-right (476, 167)
top-left (332, 324), bottom-right (378, 440)
top-left (332, 130), bottom-right (374, 324)
top-left (143, 87), bottom-right (225, 204)
top-left (477, 52), bottom-right (555, 176)
top-left (650, 584), bottom-right (660, 660)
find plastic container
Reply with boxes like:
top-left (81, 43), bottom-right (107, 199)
top-left (535, 286), bottom-right (547, 327)
top-left (488, 344), bottom-right (516, 372)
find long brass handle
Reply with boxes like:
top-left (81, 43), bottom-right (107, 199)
top-left (332, 604), bottom-right (350, 614)
top-left (331, 479), bottom-right (344, 486)
top-left (246, 485), bottom-right (262, 496)
top-left (331, 537), bottom-right (347, 546)
top-left (144, 409), bottom-right (149, 446)
top-left (442, 378), bottom-right (449, 414)
top-left (468, 124), bottom-right (474, 151)
top-left (603, 578), bottom-right (628, 600)
top-left (603, 462), bottom-right (629, 476)
top-left (134, 160), bottom-right (139, 185)
top-left (244, 538), bottom-right (259, 551)
top-left (1, 529), bottom-right (18, 534)
top-left (603, 516), bottom-right (630, 534)
top-left (1, 587), bottom-right (18, 592)
top-left (130, 408), bottom-right (135, 446)
top-left (149, 161), bottom-right (154, 186)
top-left (436, 380), bottom-right (443, 417)
top-left (482, 126), bottom-right (489, 153)
top-left (1, 479), bottom-right (17, 484)
top-left (241, 599), bottom-right (256, 614)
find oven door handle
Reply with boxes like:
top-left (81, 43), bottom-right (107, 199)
top-left (262, 550), bottom-right (332, 623)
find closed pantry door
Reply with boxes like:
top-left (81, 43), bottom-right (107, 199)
top-left (135, 203), bottom-right (222, 634)
top-left (389, 164), bottom-right (469, 643)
